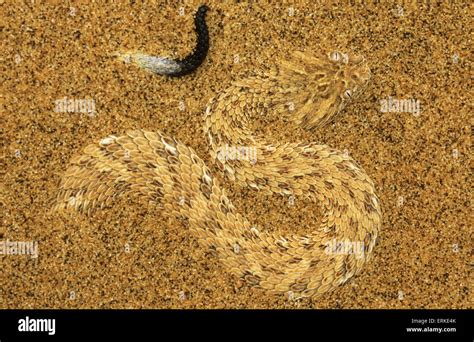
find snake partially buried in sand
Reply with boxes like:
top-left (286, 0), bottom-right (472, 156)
top-left (54, 6), bottom-right (381, 299)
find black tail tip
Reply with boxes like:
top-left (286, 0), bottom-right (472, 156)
top-left (197, 5), bottom-right (209, 14)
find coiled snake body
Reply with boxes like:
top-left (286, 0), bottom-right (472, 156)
top-left (54, 50), bottom-right (381, 299)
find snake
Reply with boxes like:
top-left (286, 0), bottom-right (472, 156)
top-left (116, 5), bottom-right (209, 76)
top-left (53, 13), bottom-right (381, 298)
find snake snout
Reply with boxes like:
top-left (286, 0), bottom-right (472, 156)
top-left (351, 53), bottom-right (370, 78)
top-left (348, 53), bottom-right (364, 64)
top-left (348, 55), bottom-right (371, 88)
top-left (359, 61), bottom-right (371, 81)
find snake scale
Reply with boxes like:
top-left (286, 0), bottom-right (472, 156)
top-left (53, 9), bottom-right (381, 299)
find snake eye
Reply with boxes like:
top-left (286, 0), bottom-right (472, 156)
top-left (329, 51), bottom-right (341, 62)
top-left (343, 89), bottom-right (352, 99)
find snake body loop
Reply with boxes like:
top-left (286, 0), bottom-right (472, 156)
top-left (54, 50), bottom-right (381, 299)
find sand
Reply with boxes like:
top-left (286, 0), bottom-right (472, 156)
top-left (1, 1), bottom-right (472, 308)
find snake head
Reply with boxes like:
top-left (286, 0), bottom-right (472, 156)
top-left (328, 51), bottom-right (371, 103)
top-left (277, 50), bottom-right (371, 130)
